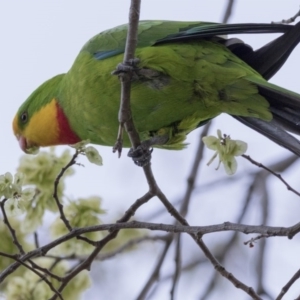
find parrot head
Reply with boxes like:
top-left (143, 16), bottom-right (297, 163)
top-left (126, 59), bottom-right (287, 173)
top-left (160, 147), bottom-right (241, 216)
top-left (13, 74), bottom-right (80, 153)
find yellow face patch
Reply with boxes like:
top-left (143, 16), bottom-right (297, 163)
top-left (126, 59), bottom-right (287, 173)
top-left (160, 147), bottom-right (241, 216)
top-left (16, 99), bottom-right (59, 147)
top-left (12, 115), bottom-right (19, 137)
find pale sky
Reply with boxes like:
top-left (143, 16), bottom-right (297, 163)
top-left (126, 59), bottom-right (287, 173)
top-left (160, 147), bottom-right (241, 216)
top-left (1, 1), bottom-right (300, 299)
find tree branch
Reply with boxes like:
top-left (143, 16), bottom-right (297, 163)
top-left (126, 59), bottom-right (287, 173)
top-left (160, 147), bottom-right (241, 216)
top-left (0, 251), bottom-right (63, 300)
top-left (113, 0), bottom-right (141, 155)
top-left (136, 236), bottom-right (173, 300)
top-left (222, 0), bottom-right (236, 23)
top-left (0, 198), bottom-right (25, 254)
top-left (242, 154), bottom-right (300, 197)
top-left (276, 268), bottom-right (300, 299)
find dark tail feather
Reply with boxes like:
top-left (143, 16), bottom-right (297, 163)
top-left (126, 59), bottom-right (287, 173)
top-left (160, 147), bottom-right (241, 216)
top-left (242, 21), bottom-right (300, 80)
top-left (233, 22), bottom-right (300, 156)
top-left (235, 81), bottom-right (300, 155)
top-left (233, 116), bottom-right (300, 156)
top-left (257, 84), bottom-right (300, 135)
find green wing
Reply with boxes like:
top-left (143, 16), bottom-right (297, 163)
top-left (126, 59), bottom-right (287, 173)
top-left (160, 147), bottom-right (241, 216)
top-left (81, 20), bottom-right (292, 60)
top-left (76, 20), bottom-right (300, 156)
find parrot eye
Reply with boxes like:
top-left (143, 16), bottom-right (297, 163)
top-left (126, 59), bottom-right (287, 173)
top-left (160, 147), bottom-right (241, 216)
top-left (20, 112), bottom-right (28, 123)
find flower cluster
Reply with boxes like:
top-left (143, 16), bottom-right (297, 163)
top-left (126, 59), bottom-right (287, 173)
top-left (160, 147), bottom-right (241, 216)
top-left (0, 144), bottom-right (108, 299)
top-left (202, 130), bottom-right (247, 175)
top-left (0, 172), bottom-right (35, 216)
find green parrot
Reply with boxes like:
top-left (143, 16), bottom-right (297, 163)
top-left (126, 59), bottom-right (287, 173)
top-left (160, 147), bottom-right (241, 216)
top-left (13, 21), bottom-right (300, 165)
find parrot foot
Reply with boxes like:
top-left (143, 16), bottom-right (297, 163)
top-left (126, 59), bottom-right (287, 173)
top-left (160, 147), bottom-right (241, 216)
top-left (128, 135), bottom-right (169, 167)
top-left (112, 58), bottom-right (140, 76)
top-left (128, 145), bottom-right (153, 167)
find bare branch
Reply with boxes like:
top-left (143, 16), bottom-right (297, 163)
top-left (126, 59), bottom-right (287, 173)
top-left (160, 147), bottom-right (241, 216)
top-left (34, 232), bottom-right (40, 249)
top-left (255, 178), bottom-right (272, 298)
top-left (53, 149), bottom-right (97, 246)
top-left (276, 268), bottom-right (300, 299)
top-left (53, 150), bottom-right (78, 232)
top-left (48, 192), bottom-right (153, 300)
top-left (180, 123), bottom-right (211, 216)
top-left (0, 198), bottom-right (25, 254)
top-left (2, 218), bottom-right (300, 277)
top-left (0, 251), bottom-right (63, 300)
top-left (200, 172), bottom-right (256, 299)
top-left (136, 236), bottom-right (173, 300)
top-left (272, 8), bottom-right (300, 24)
top-left (242, 154), bottom-right (300, 197)
top-left (170, 124), bottom-right (211, 297)
top-left (222, 0), bottom-right (236, 23)
top-left (45, 235), bottom-right (169, 262)
top-left (170, 234), bottom-right (181, 300)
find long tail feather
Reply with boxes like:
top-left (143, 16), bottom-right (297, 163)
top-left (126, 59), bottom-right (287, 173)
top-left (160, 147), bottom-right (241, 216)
top-left (233, 23), bottom-right (300, 155)
top-left (233, 116), bottom-right (300, 156)
top-left (236, 80), bottom-right (300, 155)
top-left (256, 83), bottom-right (300, 135)
top-left (242, 22), bottom-right (300, 80)
top-left (155, 23), bottom-right (294, 45)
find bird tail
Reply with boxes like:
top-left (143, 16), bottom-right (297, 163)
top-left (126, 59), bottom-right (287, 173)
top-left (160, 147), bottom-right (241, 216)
top-left (232, 22), bottom-right (300, 156)
top-left (241, 21), bottom-right (300, 80)
top-left (235, 78), bottom-right (300, 156)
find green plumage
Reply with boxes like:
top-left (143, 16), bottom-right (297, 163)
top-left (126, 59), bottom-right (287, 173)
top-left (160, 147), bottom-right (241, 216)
top-left (15, 20), bottom-right (300, 154)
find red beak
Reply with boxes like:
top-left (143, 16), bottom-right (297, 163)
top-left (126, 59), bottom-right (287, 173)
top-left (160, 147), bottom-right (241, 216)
top-left (16, 135), bottom-right (39, 154)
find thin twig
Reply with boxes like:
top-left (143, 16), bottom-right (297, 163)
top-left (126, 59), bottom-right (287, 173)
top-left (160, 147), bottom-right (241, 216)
top-left (242, 154), bottom-right (300, 197)
top-left (48, 191), bottom-right (152, 300)
top-left (53, 150), bottom-right (78, 232)
top-left (46, 235), bottom-right (169, 262)
top-left (0, 251), bottom-right (63, 300)
top-left (255, 177), bottom-right (271, 298)
top-left (198, 238), bottom-right (262, 300)
top-left (180, 123), bottom-right (211, 217)
top-left (160, 257), bottom-right (207, 283)
top-left (0, 198), bottom-right (25, 254)
top-left (200, 173), bottom-right (256, 299)
top-left (276, 268), bottom-right (300, 299)
top-left (272, 8), bottom-right (300, 24)
top-left (171, 123), bottom-right (211, 298)
top-left (28, 260), bottom-right (63, 282)
top-left (34, 232), bottom-right (40, 249)
top-left (222, 0), bottom-right (235, 23)
top-left (152, 184), bottom-right (263, 299)
top-left (53, 149), bottom-right (97, 246)
top-left (170, 234), bottom-right (181, 300)
top-left (136, 236), bottom-right (173, 300)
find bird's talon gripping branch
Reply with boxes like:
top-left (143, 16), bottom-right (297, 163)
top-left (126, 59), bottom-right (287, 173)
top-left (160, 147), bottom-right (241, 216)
top-left (113, 124), bottom-right (124, 157)
top-left (128, 145), bottom-right (153, 167)
top-left (113, 138), bottom-right (123, 157)
top-left (128, 135), bottom-right (169, 166)
top-left (112, 58), bottom-right (140, 76)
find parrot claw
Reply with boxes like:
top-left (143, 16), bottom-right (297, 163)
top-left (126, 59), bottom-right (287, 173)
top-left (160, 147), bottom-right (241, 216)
top-left (128, 146), bottom-right (153, 167)
top-left (112, 58), bottom-right (140, 76)
top-left (127, 135), bottom-right (169, 167)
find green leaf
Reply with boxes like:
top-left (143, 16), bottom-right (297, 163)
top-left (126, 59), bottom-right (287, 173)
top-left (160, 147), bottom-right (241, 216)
top-left (85, 146), bottom-right (103, 166)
